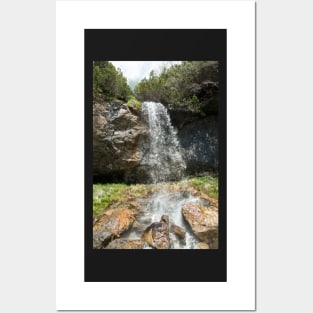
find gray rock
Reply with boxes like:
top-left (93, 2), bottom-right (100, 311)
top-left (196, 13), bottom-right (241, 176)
top-left (170, 223), bottom-right (186, 239)
top-left (93, 101), bottom-right (147, 182)
top-left (178, 116), bottom-right (218, 174)
top-left (142, 215), bottom-right (170, 249)
top-left (93, 231), bottom-right (112, 249)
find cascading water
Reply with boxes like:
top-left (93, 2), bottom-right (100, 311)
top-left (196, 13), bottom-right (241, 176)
top-left (141, 101), bottom-right (186, 183)
top-left (118, 101), bottom-right (209, 248)
top-left (123, 190), bottom-right (203, 248)
top-left (134, 102), bottom-right (201, 248)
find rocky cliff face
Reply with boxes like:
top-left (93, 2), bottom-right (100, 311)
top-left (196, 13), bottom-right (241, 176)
top-left (93, 100), bottom-right (218, 183)
top-left (93, 100), bottom-right (147, 182)
top-left (168, 109), bottom-right (218, 174)
top-left (179, 116), bottom-right (218, 174)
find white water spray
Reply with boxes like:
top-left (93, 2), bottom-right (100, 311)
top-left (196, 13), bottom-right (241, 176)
top-left (141, 101), bottom-right (186, 183)
top-left (137, 102), bottom-right (201, 248)
top-left (117, 102), bottom-right (210, 248)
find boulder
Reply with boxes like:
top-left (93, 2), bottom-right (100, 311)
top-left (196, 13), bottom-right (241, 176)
top-left (142, 215), bottom-right (170, 249)
top-left (93, 208), bottom-right (136, 248)
top-left (170, 224), bottom-right (186, 239)
top-left (182, 202), bottom-right (218, 246)
top-left (196, 242), bottom-right (210, 249)
top-left (101, 208), bottom-right (136, 237)
top-left (105, 239), bottom-right (143, 249)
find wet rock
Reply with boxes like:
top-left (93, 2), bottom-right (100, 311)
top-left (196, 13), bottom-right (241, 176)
top-left (196, 242), bottom-right (210, 249)
top-left (105, 239), bottom-right (143, 249)
top-left (142, 215), bottom-right (170, 249)
top-left (182, 202), bottom-right (218, 246)
top-left (93, 231), bottom-right (112, 249)
top-left (170, 224), bottom-right (186, 239)
top-left (93, 208), bottom-right (136, 248)
top-left (132, 220), bottom-right (146, 232)
top-left (137, 215), bottom-right (152, 224)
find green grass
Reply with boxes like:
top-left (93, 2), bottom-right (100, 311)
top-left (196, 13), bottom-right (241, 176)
top-left (187, 175), bottom-right (218, 199)
top-left (93, 175), bottom-right (218, 219)
top-left (93, 183), bottom-right (149, 218)
top-left (93, 183), bottom-right (128, 218)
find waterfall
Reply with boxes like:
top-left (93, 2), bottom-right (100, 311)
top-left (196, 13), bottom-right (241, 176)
top-left (115, 101), bottom-right (208, 249)
top-left (136, 102), bottom-right (200, 248)
top-left (141, 101), bottom-right (186, 183)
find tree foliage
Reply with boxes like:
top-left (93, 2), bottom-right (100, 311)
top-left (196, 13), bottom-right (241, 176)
top-left (134, 61), bottom-right (218, 112)
top-left (93, 61), bottom-right (133, 101)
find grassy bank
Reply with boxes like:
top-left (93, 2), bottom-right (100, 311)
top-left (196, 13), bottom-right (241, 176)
top-left (93, 175), bottom-right (218, 219)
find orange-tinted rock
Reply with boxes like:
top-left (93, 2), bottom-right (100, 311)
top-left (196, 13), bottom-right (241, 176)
top-left (182, 202), bottom-right (218, 247)
top-left (102, 208), bottom-right (136, 236)
top-left (93, 208), bottom-right (136, 249)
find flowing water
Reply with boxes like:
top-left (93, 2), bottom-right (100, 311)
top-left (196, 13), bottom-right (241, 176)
top-left (125, 102), bottom-right (202, 248)
top-left (122, 189), bottom-right (204, 248)
top-left (141, 101), bottom-right (186, 183)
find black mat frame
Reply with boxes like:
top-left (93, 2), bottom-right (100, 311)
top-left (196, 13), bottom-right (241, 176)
top-left (85, 29), bottom-right (227, 282)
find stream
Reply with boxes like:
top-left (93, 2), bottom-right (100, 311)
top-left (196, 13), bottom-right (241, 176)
top-left (121, 189), bottom-right (205, 249)
top-left (121, 102), bottom-right (204, 248)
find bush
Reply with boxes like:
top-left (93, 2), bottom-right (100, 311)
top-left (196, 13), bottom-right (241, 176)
top-left (134, 61), bottom-right (218, 112)
top-left (93, 61), bottom-right (133, 102)
top-left (126, 95), bottom-right (141, 109)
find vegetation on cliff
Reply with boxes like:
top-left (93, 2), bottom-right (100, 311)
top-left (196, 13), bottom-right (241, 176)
top-left (93, 61), bottom-right (218, 113)
top-left (134, 61), bottom-right (218, 112)
top-left (93, 61), bottom-right (133, 102)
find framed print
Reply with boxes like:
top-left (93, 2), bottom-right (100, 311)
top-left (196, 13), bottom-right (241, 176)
top-left (57, 0), bottom-right (255, 310)
top-left (85, 29), bottom-right (226, 283)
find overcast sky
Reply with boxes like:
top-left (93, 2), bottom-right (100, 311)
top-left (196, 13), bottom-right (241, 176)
top-left (111, 61), bottom-right (181, 82)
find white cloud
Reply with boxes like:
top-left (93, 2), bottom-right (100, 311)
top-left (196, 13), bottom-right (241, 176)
top-left (111, 61), bottom-right (182, 82)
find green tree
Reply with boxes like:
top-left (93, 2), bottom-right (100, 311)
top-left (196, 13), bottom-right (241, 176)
top-left (93, 61), bottom-right (133, 101)
top-left (134, 61), bottom-right (218, 112)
